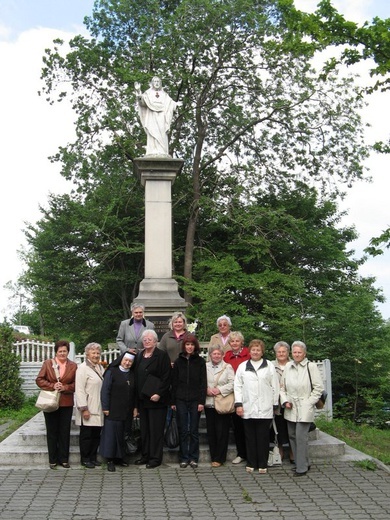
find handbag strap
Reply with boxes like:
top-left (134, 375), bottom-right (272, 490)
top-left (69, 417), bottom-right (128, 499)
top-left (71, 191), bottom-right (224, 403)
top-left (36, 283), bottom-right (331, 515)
top-left (52, 360), bottom-right (61, 382)
top-left (307, 363), bottom-right (314, 391)
top-left (272, 417), bottom-right (279, 444)
top-left (214, 365), bottom-right (226, 386)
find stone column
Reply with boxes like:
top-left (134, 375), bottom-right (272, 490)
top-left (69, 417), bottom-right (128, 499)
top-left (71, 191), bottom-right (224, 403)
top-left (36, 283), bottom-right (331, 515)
top-left (133, 157), bottom-right (187, 327)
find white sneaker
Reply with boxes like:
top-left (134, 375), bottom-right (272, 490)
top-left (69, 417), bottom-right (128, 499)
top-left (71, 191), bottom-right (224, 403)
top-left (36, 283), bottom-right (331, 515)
top-left (232, 456), bottom-right (245, 464)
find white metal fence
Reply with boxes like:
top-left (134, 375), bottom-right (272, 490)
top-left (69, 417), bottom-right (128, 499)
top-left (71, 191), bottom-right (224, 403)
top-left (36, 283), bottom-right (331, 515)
top-left (11, 339), bottom-right (332, 418)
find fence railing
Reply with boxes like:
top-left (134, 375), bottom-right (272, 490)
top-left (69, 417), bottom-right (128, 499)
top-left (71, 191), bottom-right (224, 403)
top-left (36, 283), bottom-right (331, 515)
top-left (13, 340), bottom-right (56, 363)
top-left (12, 340), bottom-right (332, 418)
top-left (75, 349), bottom-right (122, 365)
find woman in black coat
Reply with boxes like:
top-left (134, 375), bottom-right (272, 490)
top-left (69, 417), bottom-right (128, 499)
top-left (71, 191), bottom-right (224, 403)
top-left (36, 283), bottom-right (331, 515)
top-left (99, 352), bottom-right (136, 472)
top-left (134, 330), bottom-right (171, 469)
top-left (171, 334), bottom-right (207, 468)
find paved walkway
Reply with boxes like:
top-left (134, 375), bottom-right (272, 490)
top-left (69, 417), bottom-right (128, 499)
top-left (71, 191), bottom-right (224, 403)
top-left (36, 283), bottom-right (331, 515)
top-left (0, 460), bottom-right (389, 519)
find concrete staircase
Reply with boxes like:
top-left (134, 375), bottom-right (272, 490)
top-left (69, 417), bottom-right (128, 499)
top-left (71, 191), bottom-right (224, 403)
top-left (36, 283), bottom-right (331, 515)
top-left (0, 411), bottom-right (346, 468)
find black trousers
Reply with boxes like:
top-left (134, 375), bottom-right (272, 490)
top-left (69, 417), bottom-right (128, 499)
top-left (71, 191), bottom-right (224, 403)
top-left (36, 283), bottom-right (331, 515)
top-left (43, 406), bottom-right (73, 464)
top-left (139, 403), bottom-right (167, 466)
top-left (79, 425), bottom-right (102, 463)
top-left (244, 418), bottom-right (272, 470)
top-left (231, 412), bottom-right (247, 459)
top-left (204, 407), bottom-right (231, 464)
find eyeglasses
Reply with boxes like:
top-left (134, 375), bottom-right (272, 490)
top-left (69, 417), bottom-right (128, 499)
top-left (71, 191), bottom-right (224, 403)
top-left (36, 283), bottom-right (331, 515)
top-left (143, 338), bottom-right (155, 342)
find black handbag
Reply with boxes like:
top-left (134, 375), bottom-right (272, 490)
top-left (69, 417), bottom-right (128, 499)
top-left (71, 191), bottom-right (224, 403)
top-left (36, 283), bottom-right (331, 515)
top-left (124, 417), bottom-right (141, 455)
top-left (307, 364), bottom-right (328, 409)
top-left (164, 411), bottom-right (179, 449)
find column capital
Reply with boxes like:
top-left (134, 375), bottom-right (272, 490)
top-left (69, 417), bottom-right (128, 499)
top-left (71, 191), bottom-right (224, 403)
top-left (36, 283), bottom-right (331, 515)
top-left (133, 157), bottom-right (184, 186)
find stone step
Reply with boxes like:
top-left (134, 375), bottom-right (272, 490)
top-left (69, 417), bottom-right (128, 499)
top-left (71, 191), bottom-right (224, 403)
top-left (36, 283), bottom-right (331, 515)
top-left (0, 412), bottom-right (345, 468)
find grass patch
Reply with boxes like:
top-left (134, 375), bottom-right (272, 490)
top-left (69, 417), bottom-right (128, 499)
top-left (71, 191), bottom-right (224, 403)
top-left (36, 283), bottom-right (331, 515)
top-left (0, 396), bottom-right (39, 442)
top-left (316, 417), bottom-right (390, 465)
top-left (354, 459), bottom-right (377, 471)
top-left (242, 489), bottom-right (252, 502)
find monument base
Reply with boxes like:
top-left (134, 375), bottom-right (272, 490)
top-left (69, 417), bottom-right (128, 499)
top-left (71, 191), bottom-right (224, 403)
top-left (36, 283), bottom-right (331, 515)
top-left (134, 278), bottom-right (187, 312)
top-left (134, 278), bottom-right (188, 339)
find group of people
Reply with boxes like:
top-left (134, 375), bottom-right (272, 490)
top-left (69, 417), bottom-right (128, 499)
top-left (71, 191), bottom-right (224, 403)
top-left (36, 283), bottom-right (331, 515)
top-left (36, 305), bottom-right (324, 477)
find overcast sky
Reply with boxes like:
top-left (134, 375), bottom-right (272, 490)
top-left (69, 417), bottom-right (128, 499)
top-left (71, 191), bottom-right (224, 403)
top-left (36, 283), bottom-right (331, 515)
top-left (0, 0), bottom-right (389, 322)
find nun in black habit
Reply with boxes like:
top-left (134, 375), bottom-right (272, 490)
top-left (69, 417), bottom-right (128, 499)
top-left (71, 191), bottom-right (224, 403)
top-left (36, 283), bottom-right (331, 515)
top-left (99, 352), bottom-right (136, 471)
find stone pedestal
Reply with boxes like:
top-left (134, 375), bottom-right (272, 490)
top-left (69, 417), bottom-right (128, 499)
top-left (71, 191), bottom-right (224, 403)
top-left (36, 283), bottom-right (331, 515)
top-left (133, 157), bottom-right (187, 319)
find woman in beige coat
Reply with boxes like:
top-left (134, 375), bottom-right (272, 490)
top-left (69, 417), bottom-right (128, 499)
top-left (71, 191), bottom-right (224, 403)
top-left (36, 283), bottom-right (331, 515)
top-left (208, 315), bottom-right (232, 354)
top-left (75, 342), bottom-right (105, 468)
top-left (205, 344), bottom-right (235, 467)
top-left (280, 341), bottom-right (324, 477)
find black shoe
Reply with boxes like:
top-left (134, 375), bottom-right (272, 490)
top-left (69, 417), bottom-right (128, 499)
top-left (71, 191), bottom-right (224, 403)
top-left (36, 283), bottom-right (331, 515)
top-left (91, 460), bottom-right (102, 467)
top-left (294, 471), bottom-right (307, 477)
top-left (146, 463), bottom-right (160, 469)
top-left (82, 462), bottom-right (95, 469)
top-left (107, 461), bottom-right (116, 472)
top-left (135, 458), bottom-right (148, 465)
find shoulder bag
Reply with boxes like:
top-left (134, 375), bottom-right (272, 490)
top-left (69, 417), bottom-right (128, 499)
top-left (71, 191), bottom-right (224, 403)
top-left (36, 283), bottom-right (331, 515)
top-left (35, 361), bottom-right (61, 412)
top-left (213, 366), bottom-right (235, 414)
top-left (307, 363), bottom-right (328, 409)
top-left (268, 418), bottom-right (282, 466)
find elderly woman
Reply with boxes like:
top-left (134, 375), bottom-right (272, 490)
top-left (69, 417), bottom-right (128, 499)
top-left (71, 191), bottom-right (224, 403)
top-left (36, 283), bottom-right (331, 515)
top-left (223, 331), bottom-right (250, 465)
top-left (75, 342), bottom-right (105, 469)
top-left (272, 341), bottom-right (293, 463)
top-left (134, 329), bottom-right (171, 468)
top-left (158, 311), bottom-right (187, 365)
top-left (234, 339), bottom-right (279, 474)
top-left (280, 341), bottom-right (324, 476)
top-left (36, 340), bottom-right (77, 469)
top-left (205, 344), bottom-right (235, 467)
top-left (208, 315), bottom-right (232, 353)
top-left (171, 334), bottom-right (207, 468)
top-left (99, 352), bottom-right (136, 472)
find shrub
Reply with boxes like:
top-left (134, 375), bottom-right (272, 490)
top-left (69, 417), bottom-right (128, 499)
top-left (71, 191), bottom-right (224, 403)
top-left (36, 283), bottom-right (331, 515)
top-left (0, 324), bottom-right (24, 409)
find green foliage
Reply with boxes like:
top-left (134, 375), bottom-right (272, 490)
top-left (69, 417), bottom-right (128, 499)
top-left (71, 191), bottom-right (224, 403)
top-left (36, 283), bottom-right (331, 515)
top-left (0, 325), bottom-right (24, 410)
top-left (283, 0), bottom-right (390, 93)
top-left (16, 0), bottom-right (389, 421)
top-left (354, 459), bottom-right (377, 471)
top-left (39, 0), bottom-right (369, 289)
top-left (22, 175), bottom-right (146, 345)
top-left (365, 228), bottom-right (390, 257)
top-left (0, 396), bottom-right (39, 442)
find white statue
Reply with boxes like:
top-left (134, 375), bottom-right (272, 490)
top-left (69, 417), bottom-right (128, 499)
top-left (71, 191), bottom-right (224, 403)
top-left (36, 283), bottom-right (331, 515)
top-left (135, 76), bottom-right (177, 157)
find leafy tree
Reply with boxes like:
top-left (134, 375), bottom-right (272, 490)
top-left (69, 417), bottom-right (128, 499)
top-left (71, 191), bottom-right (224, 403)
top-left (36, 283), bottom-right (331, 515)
top-left (0, 324), bottom-right (24, 409)
top-left (281, 0), bottom-right (390, 251)
top-left (182, 184), bottom-right (362, 340)
top-left (20, 0), bottom-right (389, 419)
top-left (22, 174), bottom-right (145, 346)
top-left (40, 0), bottom-right (369, 297)
top-left (309, 280), bottom-right (390, 422)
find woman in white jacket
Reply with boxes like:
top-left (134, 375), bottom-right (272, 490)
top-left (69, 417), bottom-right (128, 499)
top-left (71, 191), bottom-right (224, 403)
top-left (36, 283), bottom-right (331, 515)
top-left (234, 339), bottom-right (279, 474)
top-left (280, 341), bottom-right (324, 477)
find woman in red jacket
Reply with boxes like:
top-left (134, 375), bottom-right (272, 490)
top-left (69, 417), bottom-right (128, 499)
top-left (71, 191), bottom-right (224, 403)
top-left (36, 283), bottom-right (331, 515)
top-left (36, 340), bottom-right (77, 469)
top-left (224, 332), bottom-right (250, 465)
